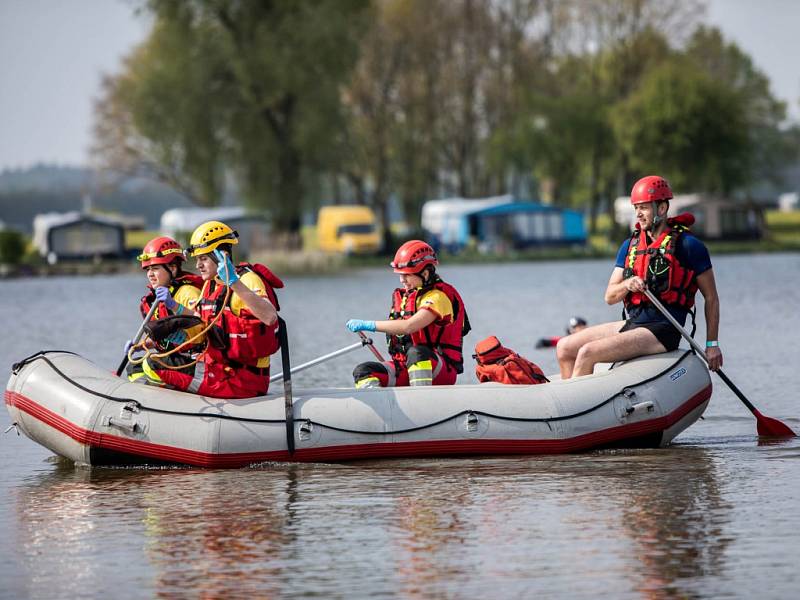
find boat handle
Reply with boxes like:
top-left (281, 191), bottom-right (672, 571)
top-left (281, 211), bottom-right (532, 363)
top-left (625, 401), bottom-right (655, 416)
top-left (103, 415), bottom-right (141, 433)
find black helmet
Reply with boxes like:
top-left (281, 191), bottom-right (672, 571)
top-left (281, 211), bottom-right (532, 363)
top-left (567, 316), bottom-right (587, 334)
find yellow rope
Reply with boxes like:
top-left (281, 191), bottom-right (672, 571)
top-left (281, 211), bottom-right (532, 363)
top-left (126, 280), bottom-right (232, 371)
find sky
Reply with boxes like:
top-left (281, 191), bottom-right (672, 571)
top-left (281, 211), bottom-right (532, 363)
top-left (0, 0), bottom-right (798, 172)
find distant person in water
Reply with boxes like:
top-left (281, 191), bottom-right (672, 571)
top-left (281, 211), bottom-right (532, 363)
top-left (535, 317), bottom-right (588, 349)
top-left (556, 175), bottom-right (722, 379)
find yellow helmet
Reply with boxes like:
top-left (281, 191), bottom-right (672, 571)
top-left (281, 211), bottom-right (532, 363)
top-left (185, 221), bottom-right (239, 257)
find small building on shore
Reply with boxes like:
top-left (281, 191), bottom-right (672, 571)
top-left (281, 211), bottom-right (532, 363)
top-left (32, 212), bottom-right (126, 264)
top-left (421, 195), bottom-right (586, 253)
top-left (421, 196), bottom-right (514, 252)
top-left (160, 207), bottom-right (269, 258)
top-left (468, 202), bottom-right (587, 252)
top-left (614, 194), bottom-right (765, 240)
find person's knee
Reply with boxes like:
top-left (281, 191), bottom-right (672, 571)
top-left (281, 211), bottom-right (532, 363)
top-left (556, 336), bottom-right (576, 361)
top-left (353, 361), bottom-right (387, 388)
top-left (575, 341), bottom-right (603, 365)
top-left (406, 345), bottom-right (436, 386)
top-left (406, 345), bottom-right (435, 365)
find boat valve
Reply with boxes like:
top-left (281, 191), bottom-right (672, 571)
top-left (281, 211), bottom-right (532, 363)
top-left (122, 401), bottom-right (141, 414)
top-left (466, 412), bottom-right (479, 432)
top-left (299, 420), bottom-right (313, 441)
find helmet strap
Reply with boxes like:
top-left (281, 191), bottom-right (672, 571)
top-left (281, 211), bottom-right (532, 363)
top-left (651, 200), bottom-right (670, 232)
top-left (161, 263), bottom-right (177, 283)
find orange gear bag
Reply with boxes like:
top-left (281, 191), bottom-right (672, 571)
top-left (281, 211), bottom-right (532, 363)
top-left (473, 336), bottom-right (549, 385)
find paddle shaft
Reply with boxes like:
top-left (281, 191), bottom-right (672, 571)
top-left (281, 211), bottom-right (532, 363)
top-left (643, 290), bottom-right (707, 356)
top-left (359, 331), bottom-right (386, 362)
top-left (270, 338), bottom-right (377, 383)
top-left (643, 289), bottom-right (778, 419)
top-left (115, 301), bottom-right (159, 376)
top-left (277, 317), bottom-right (294, 455)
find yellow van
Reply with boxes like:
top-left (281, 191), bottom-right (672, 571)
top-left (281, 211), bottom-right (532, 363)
top-left (316, 205), bottom-right (380, 254)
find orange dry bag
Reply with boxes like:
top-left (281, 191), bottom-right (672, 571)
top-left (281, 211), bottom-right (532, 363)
top-left (473, 336), bottom-right (549, 385)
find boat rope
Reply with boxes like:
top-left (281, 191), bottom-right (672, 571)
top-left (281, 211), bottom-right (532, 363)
top-left (10, 350), bottom-right (695, 435)
top-left (124, 282), bottom-right (234, 372)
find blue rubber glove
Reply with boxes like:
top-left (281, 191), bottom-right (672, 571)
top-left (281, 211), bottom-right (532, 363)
top-left (155, 286), bottom-right (177, 310)
top-left (213, 249), bottom-right (239, 286)
top-left (346, 319), bottom-right (377, 333)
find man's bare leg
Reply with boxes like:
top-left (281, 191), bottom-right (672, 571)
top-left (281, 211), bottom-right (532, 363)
top-left (571, 328), bottom-right (667, 377)
top-left (556, 321), bottom-right (625, 379)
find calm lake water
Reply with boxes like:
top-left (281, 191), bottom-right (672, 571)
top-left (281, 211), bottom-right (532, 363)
top-left (2, 254), bottom-right (799, 598)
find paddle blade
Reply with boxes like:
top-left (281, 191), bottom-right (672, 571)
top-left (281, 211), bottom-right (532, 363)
top-left (754, 411), bottom-right (797, 438)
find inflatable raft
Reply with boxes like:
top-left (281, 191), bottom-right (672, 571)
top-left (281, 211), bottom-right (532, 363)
top-left (5, 349), bottom-right (712, 468)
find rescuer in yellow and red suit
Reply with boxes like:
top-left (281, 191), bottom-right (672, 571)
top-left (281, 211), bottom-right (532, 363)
top-left (346, 240), bottom-right (470, 388)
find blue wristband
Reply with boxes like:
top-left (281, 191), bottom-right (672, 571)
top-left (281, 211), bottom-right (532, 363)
top-left (705, 340), bottom-right (719, 348)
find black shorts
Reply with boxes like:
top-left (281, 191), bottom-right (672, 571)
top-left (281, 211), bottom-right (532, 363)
top-left (619, 320), bottom-right (682, 352)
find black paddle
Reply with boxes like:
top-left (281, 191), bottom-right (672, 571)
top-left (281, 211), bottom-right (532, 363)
top-left (644, 289), bottom-right (795, 437)
top-left (277, 316), bottom-right (295, 455)
top-left (115, 301), bottom-right (159, 377)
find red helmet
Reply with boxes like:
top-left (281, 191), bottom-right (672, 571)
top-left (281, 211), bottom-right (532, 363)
top-left (138, 236), bottom-right (185, 269)
top-left (391, 240), bottom-right (438, 274)
top-left (631, 175), bottom-right (673, 205)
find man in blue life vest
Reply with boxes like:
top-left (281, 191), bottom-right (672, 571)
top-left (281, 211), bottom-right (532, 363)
top-left (556, 175), bottom-right (723, 379)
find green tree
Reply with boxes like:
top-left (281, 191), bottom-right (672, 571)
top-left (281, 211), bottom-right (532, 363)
top-left (94, 0), bottom-right (370, 240)
top-left (613, 59), bottom-right (750, 194)
top-left (686, 26), bottom-right (790, 190)
top-left (91, 18), bottom-right (225, 205)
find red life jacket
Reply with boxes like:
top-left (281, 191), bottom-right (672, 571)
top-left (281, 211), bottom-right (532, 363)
top-left (473, 336), bottom-right (549, 385)
top-left (622, 213), bottom-right (698, 310)
top-left (139, 272), bottom-right (204, 320)
top-left (197, 263), bottom-right (284, 366)
top-left (388, 278), bottom-right (470, 374)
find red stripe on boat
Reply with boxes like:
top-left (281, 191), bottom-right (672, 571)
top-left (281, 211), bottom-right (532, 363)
top-left (5, 386), bottom-right (712, 468)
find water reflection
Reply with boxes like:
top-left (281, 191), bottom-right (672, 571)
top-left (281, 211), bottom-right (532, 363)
top-left (13, 448), bottom-right (731, 597)
top-left (609, 450), bottom-right (731, 598)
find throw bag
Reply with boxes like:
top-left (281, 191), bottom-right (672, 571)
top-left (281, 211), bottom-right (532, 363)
top-left (473, 336), bottom-right (549, 385)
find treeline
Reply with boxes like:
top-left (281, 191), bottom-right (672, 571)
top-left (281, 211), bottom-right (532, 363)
top-left (91, 0), bottom-right (800, 244)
